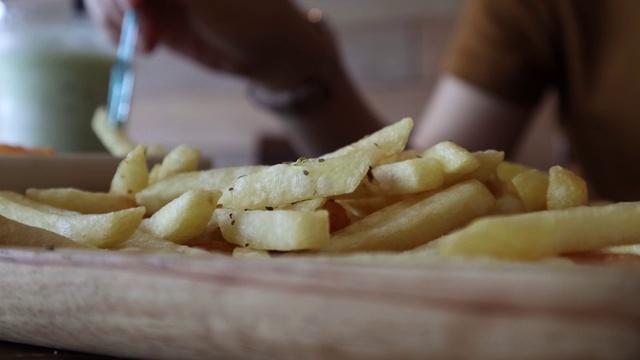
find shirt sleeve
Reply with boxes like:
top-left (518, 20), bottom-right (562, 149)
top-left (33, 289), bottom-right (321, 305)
top-left (443, 0), bottom-right (558, 107)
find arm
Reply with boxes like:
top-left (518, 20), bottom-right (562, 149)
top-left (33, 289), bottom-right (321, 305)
top-left (411, 75), bottom-right (532, 154)
top-left (86, 0), bottom-right (384, 157)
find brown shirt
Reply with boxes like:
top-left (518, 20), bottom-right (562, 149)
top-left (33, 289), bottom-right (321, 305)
top-left (444, 0), bottom-right (640, 201)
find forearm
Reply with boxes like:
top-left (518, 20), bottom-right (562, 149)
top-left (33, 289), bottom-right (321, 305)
top-left (411, 76), bottom-right (531, 155)
top-left (253, 64), bottom-right (383, 157)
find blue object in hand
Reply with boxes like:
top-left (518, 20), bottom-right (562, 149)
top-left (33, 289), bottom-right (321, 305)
top-left (107, 9), bottom-right (139, 127)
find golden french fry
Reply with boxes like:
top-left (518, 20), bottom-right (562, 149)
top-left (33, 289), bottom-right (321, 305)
top-left (217, 209), bottom-right (330, 251)
top-left (148, 164), bottom-right (162, 186)
top-left (157, 145), bottom-right (201, 181)
top-left (491, 193), bottom-right (525, 215)
top-left (497, 161), bottom-right (532, 183)
top-left (420, 141), bottom-right (480, 184)
top-left (322, 180), bottom-right (495, 252)
top-left (110, 145), bottom-right (149, 196)
top-left (438, 202), bottom-right (640, 260)
top-left (219, 154), bottom-right (369, 210)
top-left (139, 189), bottom-right (221, 244)
top-left (280, 198), bottom-right (327, 211)
top-left (363, 157), bottom-right (444, 195)
top-left (322, 118), bottom-right (414, 164)
top-left (376, 149), bottom-right (422, 166)
top-left (0, 215), bottom-right (93, 249)
top-left (26, 188), bottom-right (136, 214)
top-left (495, 161), bottom-right (532, 194)
top-left (0, 191), bottom-right (144, 248)
top-left (232, 247), bottom-right (271, 258)
top-left (512, 169), bottom-right (549, 211)
top-left (336, 195), bottom-right (411, 220)
top-left (461, 150), bottom-right (505, 182)
top-left (91, 107), bottom-right (136, 157)
top-left (547, 166), bottom-right (588, 210)
top-left (115, 230), bottom-right (210, 255)
top-left (136, 165), bottom-right (267, 214)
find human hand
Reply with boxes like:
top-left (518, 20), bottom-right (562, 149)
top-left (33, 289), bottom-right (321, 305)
top-left (86, 0), bottom-right (340, 89)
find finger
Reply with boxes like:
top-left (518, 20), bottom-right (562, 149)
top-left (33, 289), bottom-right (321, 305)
top-left (86, 0), bottom-right (126, 44)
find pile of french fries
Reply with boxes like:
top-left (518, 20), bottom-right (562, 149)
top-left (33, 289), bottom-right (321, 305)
top-left (1, 118), bottom-right (639, 264)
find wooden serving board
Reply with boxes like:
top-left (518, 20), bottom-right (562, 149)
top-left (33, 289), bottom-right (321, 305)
top-left (0, 247), bottom-right (639, 360)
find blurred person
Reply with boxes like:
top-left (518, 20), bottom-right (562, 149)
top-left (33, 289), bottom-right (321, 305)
top-left (411, 0), bottom-right (640, 201)
top-left (88, 0), bottom-right (640, 201)
top-left (85, 0), bottom-right (383, 157)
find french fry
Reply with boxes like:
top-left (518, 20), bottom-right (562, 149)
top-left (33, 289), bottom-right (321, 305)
top-left (219, 154), bottom-right (369, 210)
top-left (279, 198), bottom-right (327, 211)
top-left (363, 157), bottom-right (444, 195)
top-left (115, 230), bottom-right (210, 255)
top-left (438, 202), bottom-right (640, 260)
top-left (511, 169), bottom-right (549, 211)
top-left (420, 141), bottom-right (480, 184)
top-left (0, 215), bottom-right (93, 249)
top-left (322, 180), bottom-right (495, 252)
top-left (217, 209), bottom-right (330, 251)
top-left (91, 107), bottom-right (136, 157)
top-left (491, 193), bottom-right (525, 215)
top-left (157, 145), bottom-right (201, 181)
top-left (110, 145), bottom-right (149, 196)
top-left (376, 149), bottom-right (422, 165)
top-left (547, 166), bottom-right (588, 210)
top-left (461, 150), bottom-right (505, 183)
top-left (139, 189), bottom-right (221, 244)
top-left (322, 118), bottom-right (413, 163)
top-left (232, 247), bottom-right (271, 258)
top-left (136, 165), bottom-right (267, 214)
top-left (26, 188), bottom-right (136, 214)
top-left (0, 191), bottom-right (144, 248)
top-left (336, 195), bottom-right (412, 220)
top-left (148, 164), bottom-right (162, 186)
top-left (495, 161), bottom-right (532, 194)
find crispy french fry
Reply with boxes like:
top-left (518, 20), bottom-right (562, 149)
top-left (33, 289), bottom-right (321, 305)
top-left (26, 188), bottom-right (136, 214)
top-left (512, 169), bottom-right (549, 211)
top-left (322, 180), bottom-right (495, 252)
top-left (148, 164), bottom-right (162, 186)
top-left (139, 189), bottom-right (221, 244)
top-left (0, 191), bottom-right (144, 248)
top-left (438, 202), bottom-right (640, 260)
top-left (115, 230), bottom-right (210, 255)
top-left (217, 209), bottom-right (330, 251)
top-left (495, 161), bottom-right (532, 194)
top-left (279, 198), bottom-right (327, 211)
top-left (232, 247), bottom-right (271, 258)
top-left (420, 141), bottom-right (480, 184)
top-left (136, 165), bottom-right (267, 214)
top-left (110, 145), bottom-right (149, 196)
top-left (157, 145), bottom-right (201, 181)
top-left (0, 215), bottom-right (92, 249)
top-left (363, 157), bottom-right (444, 195)
top-left (462, 150), bottom-right (505, 182)
top-left (219, 154), bottom-right (369, 210)
top-left (336, 195), bottom-right (411, 220)
top-left (547, 166), bottom-right (588, 210)
top-left (91, 107), bottom-right (136, 157)
top-left (322, 118), bottom-right (413, 163)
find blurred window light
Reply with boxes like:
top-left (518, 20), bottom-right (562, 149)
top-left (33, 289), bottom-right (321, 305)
top-left (0, 1), bottom-right (6, 21)
top-left (307, 8), bottom-right (323, 23)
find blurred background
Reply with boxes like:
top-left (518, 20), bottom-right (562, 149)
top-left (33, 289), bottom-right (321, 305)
top-left (0, 0), bottom-right (566, 168)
